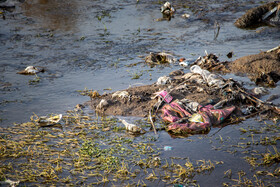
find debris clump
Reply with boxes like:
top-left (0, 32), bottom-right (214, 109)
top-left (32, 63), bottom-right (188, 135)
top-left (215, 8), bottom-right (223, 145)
top-left (17, 66), bottom-right (45, 75)
top-left (234, 2), bottom-right (280, 28)
top-left (88, 51), bottom-right (280, 134)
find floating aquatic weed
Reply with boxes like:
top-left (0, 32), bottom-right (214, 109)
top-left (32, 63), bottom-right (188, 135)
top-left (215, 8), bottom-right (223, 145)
top-left (5, 106), bottom-right (279, 186)
top-left (173, 164), bottom-right (189, 179)
top-left (239, 128), bottom-right (248, 133)
top-left (224, 169), bottom-right (232, 179)
top-left (77, 88), bottom-right (100, 98)
top-left (196, 159), bottom-right (215, 173)
top-left (131, 71), bottom-right (143, 80)
top-left (184, 159), bottom-right (195, 173)
top-left (262, 146), bottom-right (280, 165)
top-left (115, 161), bottom-right (130, 180)
top-left (28, 74), bottom-right (41, 85)
top-left (145, 170), bottom-right (158, 180)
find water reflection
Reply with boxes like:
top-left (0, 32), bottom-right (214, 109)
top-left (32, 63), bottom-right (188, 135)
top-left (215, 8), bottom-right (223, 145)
top-left (21, 0), bottom-right (78, 31)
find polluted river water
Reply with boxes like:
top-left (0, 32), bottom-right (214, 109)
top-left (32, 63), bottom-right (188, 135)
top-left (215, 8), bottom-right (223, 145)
top-left (0, 0), bottom-right (280, 186)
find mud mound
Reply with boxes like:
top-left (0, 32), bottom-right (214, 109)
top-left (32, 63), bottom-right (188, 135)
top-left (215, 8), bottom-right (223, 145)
top-left (195, 50), bottom-right (280, 86)
top-left (229, 49), bottom-right (280, 86)
top-left (230, 50), bottom-right (280, 74)
top-left (234, 2), bottom-right (279, 28)
top-left (87, 74), bottom-right (223, 117)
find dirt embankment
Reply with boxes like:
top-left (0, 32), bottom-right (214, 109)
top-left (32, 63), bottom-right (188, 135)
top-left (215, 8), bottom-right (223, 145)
top-left (194, 48), bottom-right (280, 86)
top-left (229, 48), bottom-right (280, 86)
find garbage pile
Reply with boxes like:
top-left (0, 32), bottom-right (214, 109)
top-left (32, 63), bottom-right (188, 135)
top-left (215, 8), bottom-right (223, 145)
top-left (89, 56), bottom-right (280, 135)
top-left (149, 65), bottom-right (280, 134)
top-left (235, 2), bottom-right (280, 28)
top-left (192, 53), bottom-right (230, 72)
top-left (193, 50), bottom-right (280, 87)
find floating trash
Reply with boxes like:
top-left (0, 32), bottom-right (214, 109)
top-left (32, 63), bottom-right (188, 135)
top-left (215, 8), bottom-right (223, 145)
top-left (164, 146), bottom-right (172, 151)
top-left (252, 87), bottom-right (269, 96)
top-left (145, 52), bottom-right (177, 65)
top-left (189, 113), bottom-right (204, 123)
top-left (179, 61), bottom-right (190, 67)
top-left (190, 65), bottom-right (225, 87)
top-left (234, 2), bottom-right (279, 28)
top-left (226, 51), bottom-right (233, 58)
top-left (37, 114), bottom-right (63, 127)
top-left (17, 66), bottom-right (44, 75)
top-left (120, 119), bottom-right (142, 133)
top-left (153, 90), bottom-right (173, 103)
top-left (180, 99), bottom-right (200, 112)
top-left (0, 179), bottom-right (20, 187)
top-left (181, 13), bottom-right (190, 19)
top-left (161, 1), bottom-right (175, 16)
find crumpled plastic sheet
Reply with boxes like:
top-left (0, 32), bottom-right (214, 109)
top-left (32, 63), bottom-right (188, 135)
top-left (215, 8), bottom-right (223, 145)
top-left (190, 65), bottom-right (225, 87)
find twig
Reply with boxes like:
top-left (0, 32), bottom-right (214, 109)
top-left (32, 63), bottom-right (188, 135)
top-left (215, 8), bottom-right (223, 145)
top-left (214, 20), bottom-right (220, 40)
top-left (149, 110), bottom-right (157, 134)
top-left (266, 45), bottom-right (280, 53)
top-left (236, 85), bottom-right (280, 114)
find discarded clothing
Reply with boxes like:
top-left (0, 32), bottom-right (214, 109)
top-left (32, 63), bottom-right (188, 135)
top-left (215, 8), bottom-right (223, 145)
top-left (155, 90), bottom-right (236, 134)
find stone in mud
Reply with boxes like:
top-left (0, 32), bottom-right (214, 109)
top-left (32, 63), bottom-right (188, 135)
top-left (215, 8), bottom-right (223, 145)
top-left (234, 2), bottom-right (279, 28)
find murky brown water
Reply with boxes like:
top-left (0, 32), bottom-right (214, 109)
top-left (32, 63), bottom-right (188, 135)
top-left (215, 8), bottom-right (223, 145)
top-left (0, 0), bottom-right (279, 186)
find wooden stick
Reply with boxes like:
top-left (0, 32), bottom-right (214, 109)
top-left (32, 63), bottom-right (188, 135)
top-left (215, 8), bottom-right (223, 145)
top-left (149, 110), bottom-right (157, 134)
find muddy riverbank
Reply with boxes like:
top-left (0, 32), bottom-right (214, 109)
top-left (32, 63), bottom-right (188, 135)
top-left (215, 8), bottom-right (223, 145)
top-left (0, 0), bottom-right (280, 186)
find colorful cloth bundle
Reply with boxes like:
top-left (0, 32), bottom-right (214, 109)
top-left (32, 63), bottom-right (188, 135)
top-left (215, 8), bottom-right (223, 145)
top-left (155, 90), bottom-right (236, 134)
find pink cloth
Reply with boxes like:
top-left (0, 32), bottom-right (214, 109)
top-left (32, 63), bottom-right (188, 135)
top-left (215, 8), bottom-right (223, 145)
top-left (161, 101), bottom-right (236, 134)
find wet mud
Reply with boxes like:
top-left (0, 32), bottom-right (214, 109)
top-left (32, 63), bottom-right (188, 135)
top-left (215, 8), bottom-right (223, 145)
top-left (229, 48), bottom-right (280, 86)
